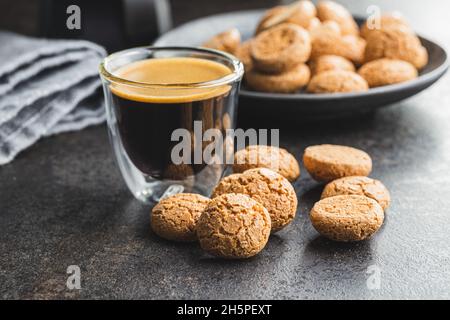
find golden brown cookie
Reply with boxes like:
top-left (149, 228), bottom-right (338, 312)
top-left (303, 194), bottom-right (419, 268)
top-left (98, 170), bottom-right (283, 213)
top-left (310, 22), bottom-right (365, 65)
top-left (212, 168), bottom-right (298, 232)
top-left (246, 63), bottom-right (310, 93)
top-left (234, 40), bottom-right (253, 74)
top-left (233, 145), bottom-right (300, 182)
top-left (310, 195), bottom-right (384, 241)
top-left (197, 193), bottom-right (271, 258)
top-left (364, 26), bottom-right (428, 69)
top-left (251, 23), bottom-right (311, 73)
top-left (151, 193), bottom-right (210, 242)
top-left (358, 58), bottom-right (418, 88)
top-left (309, 54), bottom-right (355, 75)
top-left (321, 176), bottom-right (391, 210)
top-left (202, 28), bottom-right (241, 54)
top-left (306, 70), bottom-right (368, 94)
top-left (316, 1), bottom-right (359, 36)
top-left (255, 1), bottom-right (317, 33)
top-left (303, 144), bottom-right (372, 182)
top-left (360, 12), bottom-right (411, 39)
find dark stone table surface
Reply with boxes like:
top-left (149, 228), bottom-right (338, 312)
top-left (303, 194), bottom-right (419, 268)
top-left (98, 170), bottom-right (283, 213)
top-left (1, 0), bottom-right (450, 299)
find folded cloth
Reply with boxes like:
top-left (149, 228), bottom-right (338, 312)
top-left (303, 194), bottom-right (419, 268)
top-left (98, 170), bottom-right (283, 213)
top-left (0, 31), bottom-right (107, 165)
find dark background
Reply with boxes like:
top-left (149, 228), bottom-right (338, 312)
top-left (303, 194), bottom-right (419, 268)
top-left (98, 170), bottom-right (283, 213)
top-left (1, 0), bottom-right (450, 299)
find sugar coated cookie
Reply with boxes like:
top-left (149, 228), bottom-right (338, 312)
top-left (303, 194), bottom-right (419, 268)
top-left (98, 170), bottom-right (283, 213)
top-left (151, 193), bottom-right (210, 242)
top-left (360, 12), bottom-right (411, 39)
top-left (310, 195), bottom-right (384, 241)
top-left (321, 176), bottom-right (391, 210)
top-left (197, 193), bottom-right (271, 258)
top-left (316, 1), bottom-right (359, 36)
top-left (233, 145), bottom-right (300, 182)
top-left (212, 168), bottom-right (298, 232)
top-left (303, 144), bottom-right (372, 182)
top-left (358, 58), bottom-right (418, 87)
top-left (202, 28), bottom-right (241, 54)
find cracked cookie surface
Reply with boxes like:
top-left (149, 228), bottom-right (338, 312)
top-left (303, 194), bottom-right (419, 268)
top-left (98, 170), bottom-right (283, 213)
top-left (233, 145), bottom-right (300, 182)
top-left (307, 70), bottom-right (368, 93)
top-left (212, 168), bottom-right (298, 232)
top-left (309, 54), bottom-right (355, 75)
top-left (321, 176), bottom-right (391, 210)
top-left (151, 193), bottom-right (210, 242)
top-left (303, 144), bottom-right (372, 182)
top-left (358, 58), bottom-right (418, 88)
top-left (197, 193), bottom-right (271, 258)
top-left (310, 195), bottom-right (384, 241)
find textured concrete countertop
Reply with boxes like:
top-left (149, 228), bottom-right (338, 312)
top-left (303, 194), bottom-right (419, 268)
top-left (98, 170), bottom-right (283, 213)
top-left (1, 0), bottom-right (450, 299)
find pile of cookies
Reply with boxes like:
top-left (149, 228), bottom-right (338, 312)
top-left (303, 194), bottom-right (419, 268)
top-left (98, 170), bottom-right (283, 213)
top-left (202, 0), bottom-right (428, 94)
top-left (150, 143), bottom-right (390, 259)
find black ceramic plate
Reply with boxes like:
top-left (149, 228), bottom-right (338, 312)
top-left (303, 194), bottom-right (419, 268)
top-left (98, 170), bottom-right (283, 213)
top-left (154, 10), bottom-right (449, 118)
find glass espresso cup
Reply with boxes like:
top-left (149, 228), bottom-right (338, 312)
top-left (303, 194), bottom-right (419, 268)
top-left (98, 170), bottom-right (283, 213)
top-left (99, 47), bottom-right (243, 203)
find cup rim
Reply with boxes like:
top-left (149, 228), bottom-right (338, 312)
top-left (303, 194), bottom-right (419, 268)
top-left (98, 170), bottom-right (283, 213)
top-left (99, 46), bottom-right (244, 89)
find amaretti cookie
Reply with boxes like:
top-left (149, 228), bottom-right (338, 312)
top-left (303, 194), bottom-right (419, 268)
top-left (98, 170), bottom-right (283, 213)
top-left (255, 1), bottom-right (317, 33)
top-left (306, 70), bottom-right (368, 93)
top-left (202, 28), bottom-right (241, 54)
top-left (233, 145), bottom-right (300, 182)
top-left (310, 195), bottom-right (384, 241)
top-left (246, 63), bottom-right (311, 93)
top-left (151, 193), bottom-right (210, 242)
top-left (251, 23), bottom-right (311, 73)
top-left (360, 12), bottom-right (411, 39)
top-left (321, 176), bottom-right (390, 210)
top-left (316, 1), bottom-right (359, 36)
top-left (358, 58), bottom-right (418, 87)
top-left (303, 144), bottom-right (372, 182)
top-left (309, 54), bottom-right (355, 75)
top-left (364, 26), bottom-right (428, 69)
top-left (234, 40), bottom-right (253, 73)
top-left (197, 193), bottom-right (271, 258)
top-left (212, 168), bottom-right (298, 232)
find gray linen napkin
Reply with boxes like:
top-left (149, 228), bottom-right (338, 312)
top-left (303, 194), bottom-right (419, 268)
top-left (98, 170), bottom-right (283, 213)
top-left (0, 31), bottom-right (107, 165)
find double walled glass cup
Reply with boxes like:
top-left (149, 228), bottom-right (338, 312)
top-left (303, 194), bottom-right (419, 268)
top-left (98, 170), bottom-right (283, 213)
top-left (99, 47), bottom-right (243, 203)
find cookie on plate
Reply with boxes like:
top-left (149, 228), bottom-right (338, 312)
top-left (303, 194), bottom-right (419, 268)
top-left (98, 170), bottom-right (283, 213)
top-left (316, 0), bottom-right (359, 36)
top-left (212, 168), bottom-right (298, 232)
top-left (321, 176), bottom-right (391, 210)
top-left (151, 193), bottom-right (210, 242)
top-left (233, 145), bottom-right (300, 182)
top-left (246, 63), bottom-right (311, 93)
top-left (358, 58), bottom-right (418, 87)
top-left (310, 195), bottom-right (384, 241)
top-left (360, 12), bottom-right (411, 39)
top-left (303, 144), bottom-right (372, 182)
top-left (197, 193), bottom-right (271, 258)
top-left (251, 23), bottom-right (311, 73)
top-left (309, 54), bottom-right (355, 75)
top-left (307, 70), bottom-right (368, 93)
top-left (364, 26), bottom-right (428, 69)
top-left (202, 28), bottom-right (241, 54)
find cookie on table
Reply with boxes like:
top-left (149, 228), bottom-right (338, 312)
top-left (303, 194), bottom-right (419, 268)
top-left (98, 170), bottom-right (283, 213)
top-left (360, 12), bottom-right (411, 39)
top-left (310, 195), bottom-right (384, 241)
top-left (316, 0), bottom-right (359, 36)
top-left (307, 70), bottom-right (368, 94)
top-left (303, 144), bottom-right (372, 182)
top-left (251, 23), bottom-right (311, 73)
top-left (246, 63), bottom-right (310, 93)
top-left (151, 193), bottom-right (210, 242)
top-left (233, 145), bottom-right (300, 182)
top-left (212, 168), bottom-right (298, 233)
top-left (358, 58), bottom-right (418, 88)
top-left (321, 176), bottom-right (391, 210)
top-left (309, 54), bottom-right (355, 75)
top-left (202, 28), bottom-right (241, 54)
top-left (364, 26), bottom-right (428, 69)
top-left (255, 1), bottom-right (317, 33)
top-left (197, 193), bottom-right (271, 258)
